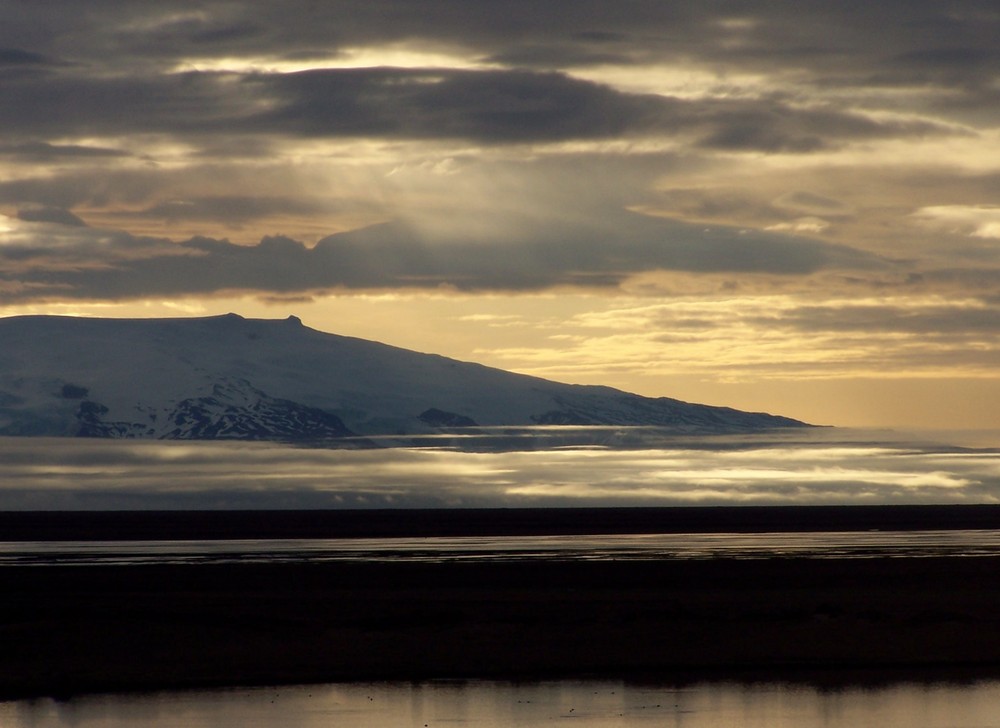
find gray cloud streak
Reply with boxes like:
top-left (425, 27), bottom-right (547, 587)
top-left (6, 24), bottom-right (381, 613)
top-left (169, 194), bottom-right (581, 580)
top-left (0, 65), bottom-right (951, 150)
top-left (752, 303), bottom-right (1000, 336)
top-left (6, 2), bottom-right (997, 79)
top-left (0, 211), bottom-right (883, 302)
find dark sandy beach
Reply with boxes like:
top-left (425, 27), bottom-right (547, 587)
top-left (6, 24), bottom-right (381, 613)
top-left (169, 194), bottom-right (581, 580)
top-left (5, 506), bottom-right (1000, 698)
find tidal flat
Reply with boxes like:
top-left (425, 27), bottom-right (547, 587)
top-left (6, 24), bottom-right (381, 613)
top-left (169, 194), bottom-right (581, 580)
top-left (5, 507), bottom-right (1000, 699)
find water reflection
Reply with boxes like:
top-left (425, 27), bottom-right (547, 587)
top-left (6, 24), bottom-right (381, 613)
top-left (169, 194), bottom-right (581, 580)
top-left (7, 529), bottom-right (1000, 566)
top-left (5, 679), bottom-right (1000, 728)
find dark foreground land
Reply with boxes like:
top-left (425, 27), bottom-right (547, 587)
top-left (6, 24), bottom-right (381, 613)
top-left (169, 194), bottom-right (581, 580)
top-left (5, 506), bottom-right (1000, 698)
top-left (6, 504), bottom-right (1000, 541)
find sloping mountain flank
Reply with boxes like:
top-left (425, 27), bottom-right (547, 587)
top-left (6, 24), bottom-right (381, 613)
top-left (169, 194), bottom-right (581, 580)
top-left (0, 313), bottom-right (808, 443)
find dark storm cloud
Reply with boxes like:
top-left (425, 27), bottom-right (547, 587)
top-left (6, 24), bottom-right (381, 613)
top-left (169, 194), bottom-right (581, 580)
top-left (0, 212), bottom-right (881, 302)
top-left (2, 0), bottom-right (983, 147)
top-left (251, 68), bottom-right (656, 142)
top-left (2, 0), bottom-right (995, 150)
top-left (8, 1), bottom-right (996, 72)
top-left (131, 196), bottom-right (336, 224)
top-left (0, 71), bottom-right (252, 138)
top-left (0, 63), bottom-right (948, 149)
top-left (749, 303), bottom-right (1000, 337)
top-left (0, 170), bottom-right (163, 210)
top-left (0, 141), bottom-right (130, 161)
top-left (877, 46), bottom-right (1000, 94)
top-left (313, 212), bottom-right (881, 284)
top-left (15, 205), bottom-right (87, 227)
top-left (690, 101), bottom-right (947, 153)
top-left (0, 48), bottom-right (59, 67)
top-left (0, 1), bottom-right (994, 304)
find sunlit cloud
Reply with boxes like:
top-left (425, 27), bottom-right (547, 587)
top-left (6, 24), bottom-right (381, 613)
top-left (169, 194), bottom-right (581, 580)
top-left (474, 294), bottom-right (1000, 387)
top-left (171, 45), bottom-right (498, 75)
top-left (0, 431), bottom-right (996, 509)
top-left (570, 63), bottom-right (778, 100)
top-left (765, 218), bottom-right (830, 234)
top-left (914, 205), bottom-right (1000, 239)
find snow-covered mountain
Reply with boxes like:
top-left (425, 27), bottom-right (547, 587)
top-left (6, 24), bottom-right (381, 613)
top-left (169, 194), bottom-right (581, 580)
top-left (0, 313), bottom-right (807, 443)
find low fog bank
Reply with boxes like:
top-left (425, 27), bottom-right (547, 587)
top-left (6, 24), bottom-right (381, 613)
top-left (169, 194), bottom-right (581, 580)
top-left (2, 428), bottom-right (998, 510)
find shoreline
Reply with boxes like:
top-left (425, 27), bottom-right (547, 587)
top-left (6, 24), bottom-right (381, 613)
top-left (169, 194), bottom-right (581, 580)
top-left (5, 554), bottom-right (1000, 699)
top-left (6, 504), bottom-right (1000, 541)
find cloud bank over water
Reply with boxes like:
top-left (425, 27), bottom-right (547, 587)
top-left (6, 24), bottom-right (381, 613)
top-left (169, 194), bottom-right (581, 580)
top-left (2, 430), bottom-right (997, 510)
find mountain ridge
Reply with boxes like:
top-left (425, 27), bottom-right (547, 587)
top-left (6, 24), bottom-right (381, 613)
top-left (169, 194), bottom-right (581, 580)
top-left (0, 313), bottom-right (808, 444)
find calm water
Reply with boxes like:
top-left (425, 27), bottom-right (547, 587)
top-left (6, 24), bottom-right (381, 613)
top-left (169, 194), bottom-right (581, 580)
top-left (6, 679), bottom-right (1000, 727)
top-left (6, 529), bottom-right (1000, 566)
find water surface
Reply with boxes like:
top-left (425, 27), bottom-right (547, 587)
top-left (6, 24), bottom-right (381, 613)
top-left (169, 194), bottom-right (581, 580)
top-left (6, 679), bottom-right (1000, 728)
top-left (7, 529), bottom-right (1000, 566)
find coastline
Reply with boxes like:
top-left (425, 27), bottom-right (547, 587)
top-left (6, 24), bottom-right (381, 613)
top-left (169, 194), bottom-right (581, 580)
top-left (5, 553), bottom-right (1000, 698)
top-left (6, 504), bottom-right (1000, 541)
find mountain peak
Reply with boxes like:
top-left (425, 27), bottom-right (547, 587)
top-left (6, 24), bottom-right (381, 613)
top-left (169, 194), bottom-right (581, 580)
top-left (0, 314), bottom-right (808, 444)
top-left (212, 312), bottom-right (245, 322)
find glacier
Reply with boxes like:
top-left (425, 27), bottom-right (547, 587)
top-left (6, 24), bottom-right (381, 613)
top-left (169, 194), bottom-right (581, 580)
top-left (0, 313), bottom-right (808, 444)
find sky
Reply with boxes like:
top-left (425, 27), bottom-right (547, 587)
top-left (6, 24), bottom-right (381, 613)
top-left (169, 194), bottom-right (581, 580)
top-left (1, 2), bottom-right (1000, 430)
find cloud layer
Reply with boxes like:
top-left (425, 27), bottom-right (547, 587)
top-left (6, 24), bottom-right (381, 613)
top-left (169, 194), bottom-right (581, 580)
top-left (0, 208), bottom-right (884, 302)
top-left (1, 430), bottom-right (996, 509)
top-left (1, 3), bottom-right (995, 291)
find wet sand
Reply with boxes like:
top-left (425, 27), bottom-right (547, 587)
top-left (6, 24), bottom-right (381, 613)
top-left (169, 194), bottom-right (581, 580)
top-left (4, 507), bottom-right (1000, 698)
